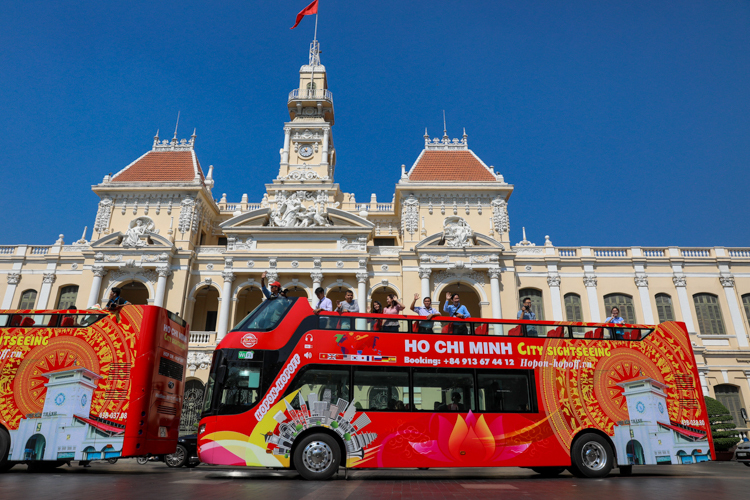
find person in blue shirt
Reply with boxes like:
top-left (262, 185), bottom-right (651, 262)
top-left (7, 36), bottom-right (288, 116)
top-left (517, 297), bottom-right (537, 336)
top-left (605, 306), bottom-right (626, 339)
top-left (410, 293), bottom-right (439, 332)
top-left (443, 292), bottom-right (470, 334)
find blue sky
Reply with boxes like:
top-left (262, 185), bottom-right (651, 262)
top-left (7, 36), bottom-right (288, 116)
top-left (1, 0), bottom-right (748, 247)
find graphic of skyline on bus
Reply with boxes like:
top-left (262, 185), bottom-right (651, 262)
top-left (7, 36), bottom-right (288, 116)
top-left (263, 390), bottom-right (377, 461)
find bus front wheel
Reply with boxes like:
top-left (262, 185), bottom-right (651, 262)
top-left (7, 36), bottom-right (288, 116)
top-left (569, 433), bottom-right (614, 478)
top-left (293, 433), bottom-right (341, 481)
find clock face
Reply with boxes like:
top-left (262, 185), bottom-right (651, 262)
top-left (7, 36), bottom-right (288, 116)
top-left (299, 145), bottom-right (314, 158)
top-left (55, 393), bottom-right (65, 406)
top-left (81, 394), bottom-right (88, 407)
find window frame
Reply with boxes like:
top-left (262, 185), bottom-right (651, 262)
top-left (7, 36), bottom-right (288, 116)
top-left (564, 293), bottom-right (583, 322)
top-left (603, 293), bottom-right (637, 324)
top-left (655, 293), bottom-right (675, 323)
top-left (518, 288), bottom-right (545, 321)
top-left (692, 293), bottom-right (726, 335)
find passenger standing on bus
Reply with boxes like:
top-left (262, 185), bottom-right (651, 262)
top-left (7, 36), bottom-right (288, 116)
top-left (313, 287), bottom-right (332, 314)
top-left (336, 289), bottom-right (360, 313)
top-left (261, 271), bottom-right (281, 300)
top-left (410, 293), bottom-right (439, 333)
top-left (382, 294), bottom-right (405, 332)
top-left (370, 301), bottom-right (383, 331)
top-left (106, 287), bottom-right (130, 312)
top-left (517, 297), bottom-right (537, 337)
top-left (605, 306), bottom-right (626, 339)
top-left (443, 292), bottom-right (470, 334)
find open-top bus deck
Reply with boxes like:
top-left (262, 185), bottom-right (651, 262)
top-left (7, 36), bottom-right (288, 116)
top-left (198, 297), bottom-right (712, 479)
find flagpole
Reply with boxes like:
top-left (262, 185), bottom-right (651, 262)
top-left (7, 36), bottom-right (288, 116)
top-left (310, 12), bottom-right (319, 96)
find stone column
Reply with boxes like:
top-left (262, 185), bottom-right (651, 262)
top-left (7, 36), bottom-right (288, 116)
top-left (418, 267), bottom-right (431, 304)
top-left (720, 276), bottom-right (749, 347)
top-left (635, 274), bottom-right (655, 324)
top-left (154, 265), bottom-right (172, 308)
top-left (583, 275), bottom-right (601, 322)
top-left (698, 367), bottom-right (710, 398)
top-left (547, 274), bottom-right (563, 321)
top-left (184, 297), bottom-right (196, 328)
top-left (673, 275), bottom-right (696, 333)
top-left (311, 271), bottom-right (323, 295)
top-left (281, 126), bottom-right (291, 165)
top-left (217, 271), bottom-right (235, 341)
top-left (488, 268), bottom-right (503, 320)
top-left (86, 266), bottom-right (108, 308)
top-left (37, 272), bottom-right (56, 309)
top-left (321, 128), bottom-right (330, 165)
top-left (2, 273), bottom-right (21, 309)
top-left (356, 272), bottom-right (368, 312)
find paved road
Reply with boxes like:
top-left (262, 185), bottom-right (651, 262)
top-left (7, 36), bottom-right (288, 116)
top-left (1, 461), bottom-right (748, 499)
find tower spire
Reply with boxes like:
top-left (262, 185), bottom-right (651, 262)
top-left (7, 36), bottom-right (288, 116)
top-left (442, 110), bottom-right (448, 140)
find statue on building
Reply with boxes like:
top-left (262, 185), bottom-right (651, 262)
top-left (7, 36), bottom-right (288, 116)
top-left (122, 217), bottom-right (158, 247)
top-left (442, 216), bottom-right (474, 247)
top-left (269, 191), bottom-right (333, 227)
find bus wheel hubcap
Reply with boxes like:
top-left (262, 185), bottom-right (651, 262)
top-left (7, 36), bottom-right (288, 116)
top-left (581, 442), bottom-right (606, 470)
top-left (302, 441), bottom-right (333, 472)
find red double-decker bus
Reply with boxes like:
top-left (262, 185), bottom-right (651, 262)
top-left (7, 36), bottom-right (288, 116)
top-left (0, 305), bottom-right (188, 471)
top-left (198, 298), bottom-right (713, 479)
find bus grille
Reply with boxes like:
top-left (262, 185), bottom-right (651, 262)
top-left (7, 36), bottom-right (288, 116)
top-left (158, 357), bottom-right (184, 380)
top-left (157, 405), bottom-right (178, 415)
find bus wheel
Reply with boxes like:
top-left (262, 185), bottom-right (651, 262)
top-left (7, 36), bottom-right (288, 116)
top-left (136, 456), bottom-right (149, 465)
top-left (0, 428), bottom-right (13, 472)
top-left (619, 465), bottom-right (633, 476)
top-left (531, 467), bottom-right (566, 477)
top-left (570, 433), bottom-right (613, 478)
top-left (293, 433), bottom-right (341, 481)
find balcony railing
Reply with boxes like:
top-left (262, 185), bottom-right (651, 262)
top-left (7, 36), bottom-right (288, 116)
top-left (288, 88), bottom-right (333, 103)
top-left (593, 248), bottom-right (628, 257)
top-left (30, 246), bottom-right (50, 255)
top-left (728, 249), bottom-right (750, 258)
top-left (0, 246), bottom-right (16, 255)
top-left (681, 248), bottom-right (712, 258)
top-left (189, 331), bottom-right (217, 345)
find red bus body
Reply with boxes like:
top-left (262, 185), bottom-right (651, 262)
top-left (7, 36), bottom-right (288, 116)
top-left (0, 305), bottom-right (188, 464)
top-left (199, 298), bottom-right (713, 471)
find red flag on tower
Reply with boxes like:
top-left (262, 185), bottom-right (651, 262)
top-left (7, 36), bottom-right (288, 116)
top-left (291, 0), bottom-right (318, 30)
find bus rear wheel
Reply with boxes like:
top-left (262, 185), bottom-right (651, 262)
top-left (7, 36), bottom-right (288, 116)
top-left (569, 433), bottom-right (613, 478)
top-left (0, 428), bottom-right (13, 472)
top-left (531, 466), bottom-right (566, 477)
top-left (293, 433), bottom-right (341, 481)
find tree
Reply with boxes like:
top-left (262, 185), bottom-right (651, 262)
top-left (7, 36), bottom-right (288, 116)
top-left (704, 396), bottom-right (741, 451)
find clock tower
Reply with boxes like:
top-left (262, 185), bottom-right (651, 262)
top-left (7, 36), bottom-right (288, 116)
top-left (273, 39), bottom-right (336, 189)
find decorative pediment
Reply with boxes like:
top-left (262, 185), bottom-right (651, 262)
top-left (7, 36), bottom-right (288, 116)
top-left (415, 232), bottom-right (505, 250)
top-left (219, 208), bottom-right (271, 229)
top-left (90, 231), bottom-right (173, 249)
top-left (220, 207), bottom-right (374, 230)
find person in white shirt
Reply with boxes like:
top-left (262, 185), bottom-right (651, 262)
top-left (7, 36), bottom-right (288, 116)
top-left (313, 287), bottom-right (332, 314)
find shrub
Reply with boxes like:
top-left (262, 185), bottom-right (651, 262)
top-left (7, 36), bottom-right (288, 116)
top-left (704, 396), bottom-right (741, 451)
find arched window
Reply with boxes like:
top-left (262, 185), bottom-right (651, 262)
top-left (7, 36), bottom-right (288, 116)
top-left (713, 384), bottom-right (746, 428)
top-left (56, 285), bottom-right (79, 310)
top-left (519, 288), bottom-right (545, 320)
top-left (655, 293), bottom-right (674, 323)
top-left (693, 293), bottom-right (725, 335)
top-left (18, 289), bottom-right (37, 310)
top-left (603, 294), bottom-right (636, 324)
top-left (742, 294), bottom-right (750, 325)
top-left (564, 293), bottom-right (583, 322)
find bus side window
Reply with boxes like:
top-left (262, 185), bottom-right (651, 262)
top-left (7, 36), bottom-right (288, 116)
top-left (412, 368), bottom-right (475, 412)
top-left (477, 370), bottom-right (535, 413)
top-left (283, 365), bottom-right (350, 410)
top-left (352, 367), bottom-right (410, 410)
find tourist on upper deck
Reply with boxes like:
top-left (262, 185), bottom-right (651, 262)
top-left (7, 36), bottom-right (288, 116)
top-left (443, 292), bottom-right (470, 334)
top-left (382, 294), bottom-right (405, 332)
top-left (336, 289), bottom-right (360, 313)
top-left (261, 271), bottom-right (281, 300)
top-left (106, 287), bottom-right (130, 312)
top-left (606, 306), bottom-right (626, 339)
top-left (370, 301), bottom-right (383, 331)
top-left (517, 297), bottom-right (538, 336)
top-left (313, 287), bottom-right (332, 314)
top-left (410, 293), bottom-right (439, 333)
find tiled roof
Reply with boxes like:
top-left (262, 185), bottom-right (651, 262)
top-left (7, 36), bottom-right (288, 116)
top-left (111, 150), bottom-right (204, 183)
top-left (408, 150), bottom-right (496, 182)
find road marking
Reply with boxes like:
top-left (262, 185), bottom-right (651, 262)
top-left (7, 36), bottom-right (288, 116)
top-left (462, 484), bottom-right (518, 490)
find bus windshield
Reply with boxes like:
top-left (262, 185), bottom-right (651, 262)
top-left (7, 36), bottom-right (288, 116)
top-left (232, 297), bottom-right (296, 332)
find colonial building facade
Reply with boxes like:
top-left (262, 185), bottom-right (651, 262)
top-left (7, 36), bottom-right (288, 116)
top-left (2, 44), bottom-right (749, 437)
